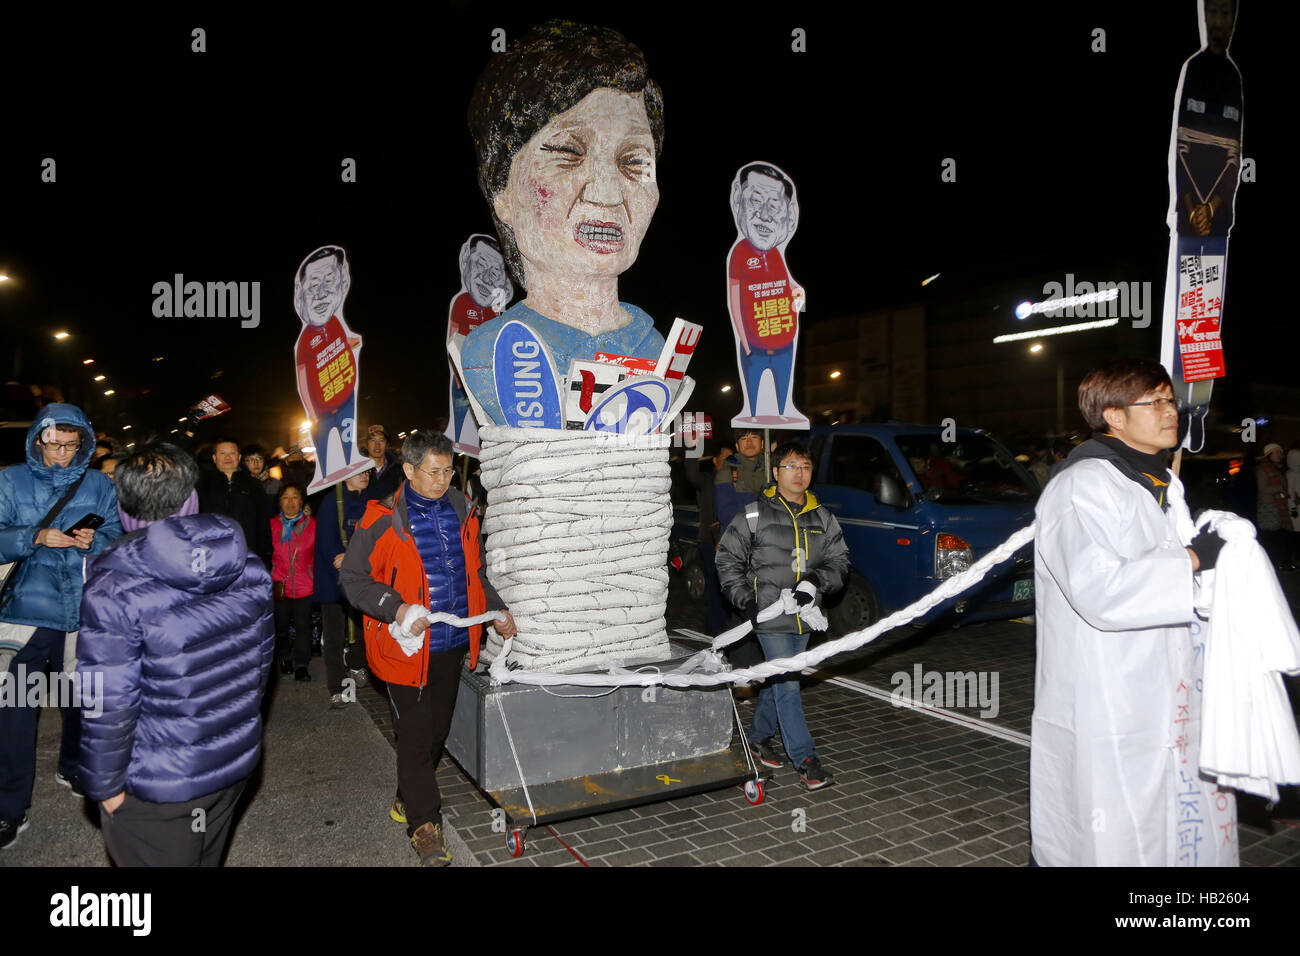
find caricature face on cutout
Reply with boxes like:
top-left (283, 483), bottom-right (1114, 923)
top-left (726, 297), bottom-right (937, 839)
top-left (294, 248), bottom-right (350, 327)
top-left (461, 238), bottom-right (513, 311)
top-left (732, 167), bottom-right (798, 252)
top-left (493, 88), bottom-right (659, 288)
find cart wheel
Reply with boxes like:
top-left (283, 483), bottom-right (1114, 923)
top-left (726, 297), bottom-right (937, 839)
top-left (506, 829), bottom-right (526, 858)
top-left (744, 779), bottom-right (764, 805)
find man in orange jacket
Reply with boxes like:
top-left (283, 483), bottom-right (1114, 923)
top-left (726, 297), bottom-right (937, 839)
top-left (340, 431), bottom-right (515, 866)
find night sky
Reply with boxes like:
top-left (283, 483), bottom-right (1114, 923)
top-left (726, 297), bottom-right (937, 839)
top-left (0, 1), bottom-right (1286, 453)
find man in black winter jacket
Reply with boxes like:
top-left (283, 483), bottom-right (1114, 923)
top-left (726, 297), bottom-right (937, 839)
top-left (716, 440), bottom-right (849, 791)
top-left (197, 437), bottom-right (272, 568)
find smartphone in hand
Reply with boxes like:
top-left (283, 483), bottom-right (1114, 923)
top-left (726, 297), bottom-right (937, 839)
top-left (67, 514), bottom-right (105, 533)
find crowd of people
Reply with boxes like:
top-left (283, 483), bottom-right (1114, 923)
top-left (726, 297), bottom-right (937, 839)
top-left (3, 374), bottom-right (1297, 868)
top-left (0, 409), bottom-right (511, 866)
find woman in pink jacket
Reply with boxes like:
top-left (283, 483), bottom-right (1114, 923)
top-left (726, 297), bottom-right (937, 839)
top-left (271, 484), bottom-right (316, 681)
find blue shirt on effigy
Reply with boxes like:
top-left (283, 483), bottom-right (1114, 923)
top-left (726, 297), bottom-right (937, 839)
top-left (459, 301), bottom-right (665, 426)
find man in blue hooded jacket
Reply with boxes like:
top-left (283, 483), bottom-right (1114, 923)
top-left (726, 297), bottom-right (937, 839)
top-left (0, 405), bottom-right (122, 850)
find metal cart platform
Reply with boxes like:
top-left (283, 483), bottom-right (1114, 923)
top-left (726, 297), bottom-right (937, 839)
top-left (446, 640), bottom-right (768, 857)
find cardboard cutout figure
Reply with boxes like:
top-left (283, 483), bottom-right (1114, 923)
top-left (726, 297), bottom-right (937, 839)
top-left (726, 161), bottom-right (809, 429)
top-left (291, 244), bottom-right (374, 494)
top-left (461, 21), bottom-right (667, 426)
top-left (1159, 0), bottom-right (1243, 453)
top-left (446, 234), bottom-right (513, 455)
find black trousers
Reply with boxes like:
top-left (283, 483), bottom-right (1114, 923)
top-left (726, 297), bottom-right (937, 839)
top-left (0, 628), bottom-right (81, 821)
top-left (100, 778), bottom-right (247, 867)
top-left (274, 595), bottom-right (313, 668)
top-left (318, 602), bottom-right (349, 694)
top-left (387, 649), bottom-right (464, 836)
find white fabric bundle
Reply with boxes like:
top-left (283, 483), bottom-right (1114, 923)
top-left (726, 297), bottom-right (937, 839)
top-left (1197, 510), bottom-right (1300, 801)
top-left (477, 425), bottom-right (673, 672)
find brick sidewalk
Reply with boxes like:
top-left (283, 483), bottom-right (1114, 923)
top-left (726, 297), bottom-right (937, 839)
top-left (353, 581), bottom-right (1300, 866)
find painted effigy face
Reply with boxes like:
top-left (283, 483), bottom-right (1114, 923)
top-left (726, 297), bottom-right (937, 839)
top-left (734, 171), bottom-right (796, 252)
top-left (493, 88), bottom-right (659, 289)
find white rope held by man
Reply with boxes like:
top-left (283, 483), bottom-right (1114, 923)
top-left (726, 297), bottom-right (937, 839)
top-left (486, 522), bottom-right (1038, 688)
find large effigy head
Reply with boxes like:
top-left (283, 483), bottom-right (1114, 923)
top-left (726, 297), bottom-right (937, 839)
top-left (468, 20), bottom-right (665, 291)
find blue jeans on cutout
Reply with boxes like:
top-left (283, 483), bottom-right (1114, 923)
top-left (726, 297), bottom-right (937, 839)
top-left (747, 632), bottom-right (816, 768)
top-left (313, 392), bottom-right (358, 473)
top-left (740, 345), bottom-right (794, 416)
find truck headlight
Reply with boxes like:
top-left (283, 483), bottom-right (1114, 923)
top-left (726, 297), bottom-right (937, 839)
top-left (936, 533), bottom-right (973, 579)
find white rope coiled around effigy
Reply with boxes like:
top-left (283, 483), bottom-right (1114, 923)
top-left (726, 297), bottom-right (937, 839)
top-left (475, 424), bottom-right (675, 673)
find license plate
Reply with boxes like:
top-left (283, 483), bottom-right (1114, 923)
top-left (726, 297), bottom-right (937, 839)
top-left (1013, 578), bottom-right (1034, 601)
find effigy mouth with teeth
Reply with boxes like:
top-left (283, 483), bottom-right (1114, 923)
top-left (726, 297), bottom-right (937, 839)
top-left (574, 220), bottom-right (625, 253)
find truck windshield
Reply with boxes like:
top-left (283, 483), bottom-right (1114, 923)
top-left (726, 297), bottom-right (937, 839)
top-left (896, 434), bottom-right (1038, 503)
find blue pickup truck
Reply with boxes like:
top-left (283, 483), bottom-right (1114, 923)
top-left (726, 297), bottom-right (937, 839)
top-left (673, 422), bottom-right (1037, 633)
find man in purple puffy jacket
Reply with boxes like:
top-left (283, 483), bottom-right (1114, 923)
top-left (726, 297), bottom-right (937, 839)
top-left (77, 443), bottom-right (275, 866)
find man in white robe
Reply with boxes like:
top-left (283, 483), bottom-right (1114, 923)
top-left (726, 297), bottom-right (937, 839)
top-left (1031, 359), bottom-right (1235, 866)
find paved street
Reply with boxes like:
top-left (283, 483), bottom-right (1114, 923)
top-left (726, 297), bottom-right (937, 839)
top-left (361, 569), bottom-right (1300, 867)
top-left (7, 570), bottom-right (1300, 868)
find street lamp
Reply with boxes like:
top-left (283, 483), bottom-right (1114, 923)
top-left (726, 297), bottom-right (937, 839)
top-left (53, 331), bottom-right (70, 340)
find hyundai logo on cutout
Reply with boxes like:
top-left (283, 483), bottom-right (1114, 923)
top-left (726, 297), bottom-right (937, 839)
top-left (584, 378), bottom-right (672, 435)
top-left (493, 320), bottom-right (563, 429)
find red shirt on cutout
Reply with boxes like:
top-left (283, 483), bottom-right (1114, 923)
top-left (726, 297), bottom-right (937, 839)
top-left (729, 239), bottom-right (797, 351)
top-left (296, 316), bottom-right (356, 416)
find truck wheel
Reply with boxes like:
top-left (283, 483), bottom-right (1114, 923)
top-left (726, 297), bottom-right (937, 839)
top-left (827, 572), bottom-right (881, 635)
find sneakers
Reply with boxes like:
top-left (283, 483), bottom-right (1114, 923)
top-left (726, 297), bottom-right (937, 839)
top-left (797, 756), bottom-right (835, 791)
top-left (349, 667), bottom-right (369, 687)
top-left (410, 821), bottom-right (452, 866)
top-left (748, 738), bottom-right (784, 770)
top-left (0, 814), bottom-right (29, 851)
top-left (280, 658), bottom-right (294, 676)
top-left (390, 799), bottom-right (407, 824)
top-left (294, 667), bottom-right (311, 682)
top-left (55, 770), bottom-right (86, 798)
top-left (329, 693), bottom-right (347, 709)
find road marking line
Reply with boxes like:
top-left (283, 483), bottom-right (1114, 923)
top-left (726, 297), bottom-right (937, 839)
top-left (670, 628), bottom-right (1030, 748)
top-left (816, 674), bottom-right (1031, 748)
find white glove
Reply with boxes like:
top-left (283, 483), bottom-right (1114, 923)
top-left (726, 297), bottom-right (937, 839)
top-left (387, 605), bottom-right (433, 658)
top-left (794, 580), bottom-right (817, 607)
top-left (798, 603), bottom-right (830, 632)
